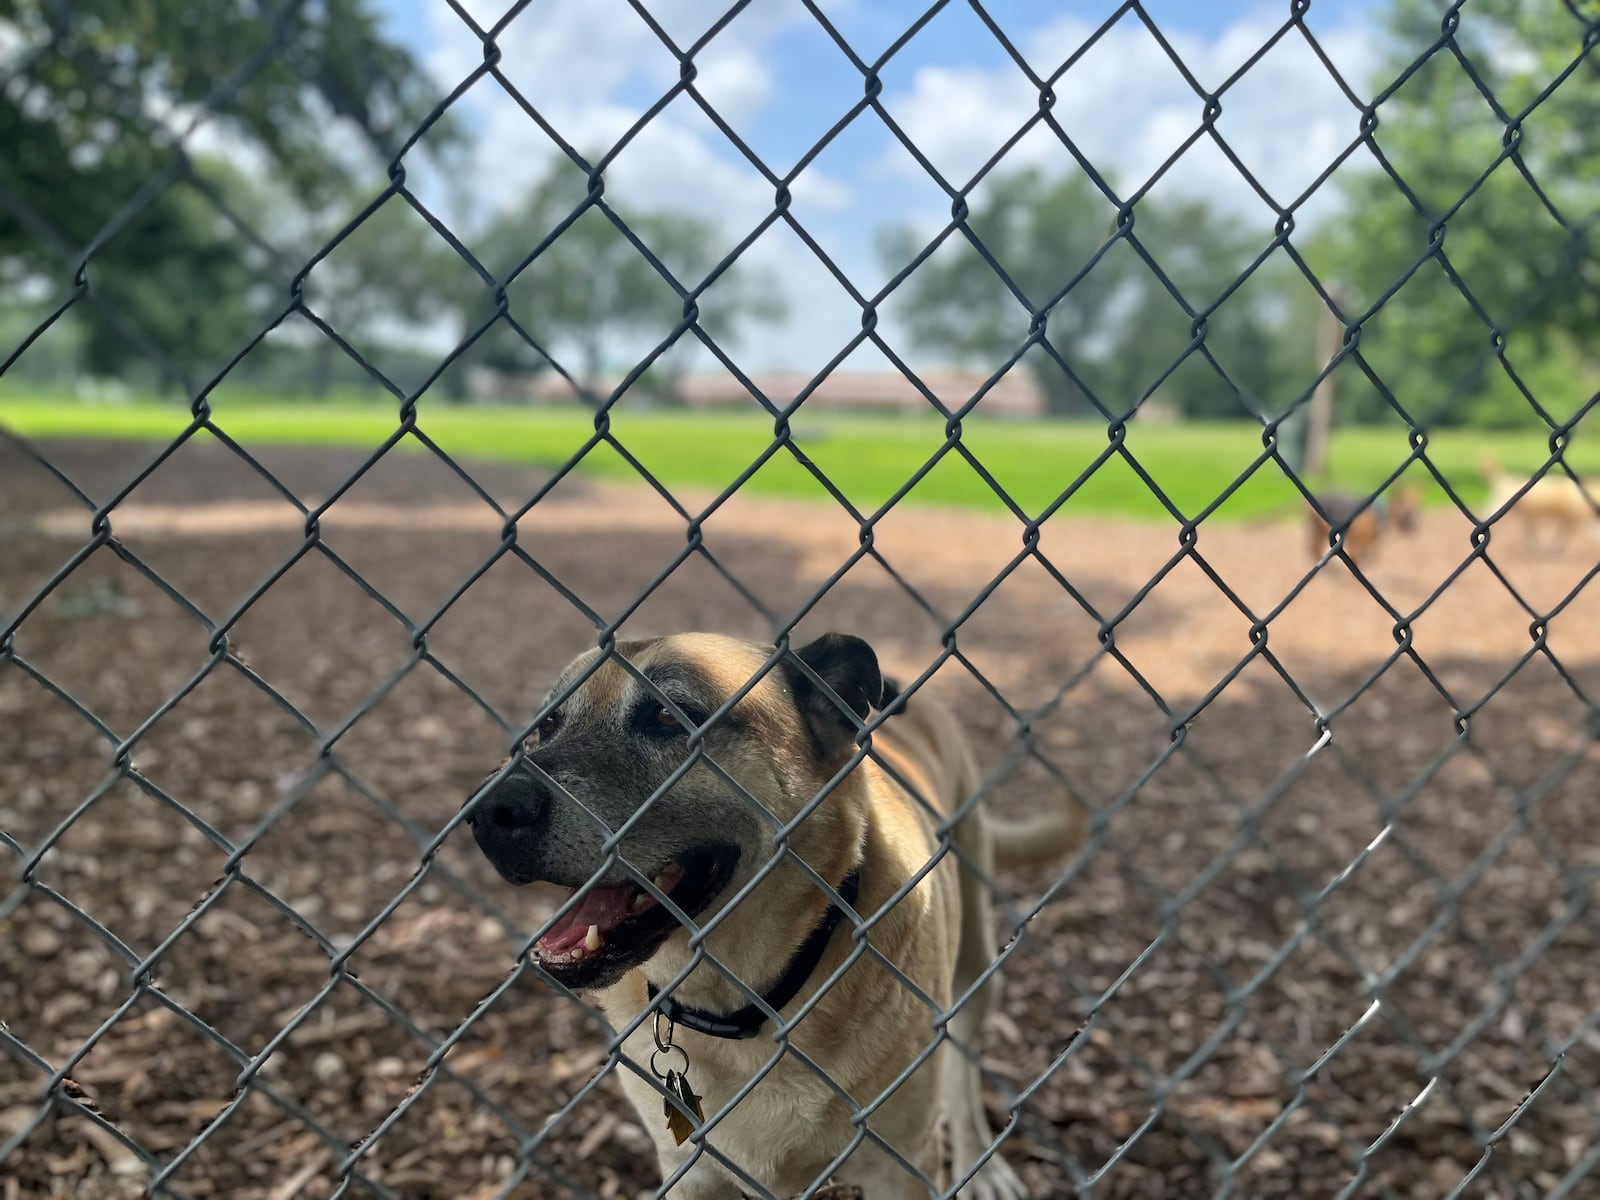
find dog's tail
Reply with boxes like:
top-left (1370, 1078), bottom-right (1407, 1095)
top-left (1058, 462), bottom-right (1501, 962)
top-left (988, 797), bottom-right (1090, 869)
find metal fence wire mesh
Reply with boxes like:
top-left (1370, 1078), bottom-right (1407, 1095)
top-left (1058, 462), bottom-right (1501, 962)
top-left (3, 1), bottom-right (1600, 1198)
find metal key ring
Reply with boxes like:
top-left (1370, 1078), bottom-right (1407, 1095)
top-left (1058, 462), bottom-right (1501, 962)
top-left (650, 1044), bottom-right (690, 1079)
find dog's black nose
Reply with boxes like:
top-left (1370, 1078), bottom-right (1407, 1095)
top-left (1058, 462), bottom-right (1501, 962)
top-left (468, 769), bottom-right (549, 881)
top-left (472, 787), bottom-right (542, 834)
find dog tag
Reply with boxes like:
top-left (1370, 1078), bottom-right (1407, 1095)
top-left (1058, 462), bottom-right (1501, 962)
top-left (662, 1070), bottom-right (704, 1146)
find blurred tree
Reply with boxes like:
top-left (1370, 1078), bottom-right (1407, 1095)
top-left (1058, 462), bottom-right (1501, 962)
top-left (468, 166), bottom-right (787, 398)
top-left (878, 169), bottom-right (1287, 419)
top-left (0, 0), bottom-right (452, 386)
top-left (1106, 195), bottom-right (1300, 421)
top-left (300, 198), bottom-right (476, 397)
top-left (1307, 0), bottom-right (1599, 428)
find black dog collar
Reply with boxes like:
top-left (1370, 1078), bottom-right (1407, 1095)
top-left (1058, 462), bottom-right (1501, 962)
top-left (646, 868), bottom-right (862, 1040)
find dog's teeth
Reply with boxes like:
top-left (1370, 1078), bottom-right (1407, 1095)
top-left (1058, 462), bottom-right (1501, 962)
top-left (569, 945), bottom-right (585, 961)
top-left (630, 892), bottom-right (653, 913)
top-left (584, 924), bottom-right (601, 952)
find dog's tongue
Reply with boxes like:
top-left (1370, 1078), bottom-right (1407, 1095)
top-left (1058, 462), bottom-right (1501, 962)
top-left (537, 885), bottom-right (635, 955)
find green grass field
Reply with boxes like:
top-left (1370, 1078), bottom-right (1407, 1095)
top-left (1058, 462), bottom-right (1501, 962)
top-left (2, 394), bottom-right (1590, 521)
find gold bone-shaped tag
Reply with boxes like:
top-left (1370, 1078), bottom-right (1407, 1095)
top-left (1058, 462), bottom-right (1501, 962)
top-left (662, 1070), bottom-right (704, 1146)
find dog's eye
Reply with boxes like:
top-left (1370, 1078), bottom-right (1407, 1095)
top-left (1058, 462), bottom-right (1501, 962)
top-left (536, 711), bottom-right (563, 741)
top-left (642, 702), bottom-right (700, 735)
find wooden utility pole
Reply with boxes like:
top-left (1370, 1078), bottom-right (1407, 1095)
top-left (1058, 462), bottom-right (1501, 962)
top-left (1304, 287), bottom-right (1347, 481)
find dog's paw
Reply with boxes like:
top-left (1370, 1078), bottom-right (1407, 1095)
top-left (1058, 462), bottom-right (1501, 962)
top-left (958, 1153), bottom-right (1028, 1200)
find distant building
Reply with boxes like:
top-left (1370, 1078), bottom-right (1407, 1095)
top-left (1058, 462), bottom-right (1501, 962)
top-left (470, 367), bottom-right (1046, 418)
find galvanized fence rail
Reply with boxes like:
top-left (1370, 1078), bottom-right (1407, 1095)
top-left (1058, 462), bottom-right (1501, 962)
top-left (3, 1), bottom-right (1599, 1197)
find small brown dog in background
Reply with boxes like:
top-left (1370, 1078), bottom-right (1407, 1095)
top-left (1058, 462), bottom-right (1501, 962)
top-left (1480, 454), bottom-right (1597, 549)
top-left (1306, 486), bottom-right (1422, 565)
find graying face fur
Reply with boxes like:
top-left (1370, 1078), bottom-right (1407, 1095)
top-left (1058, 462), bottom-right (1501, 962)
top-left (466, 633), bottom-right (890, 989)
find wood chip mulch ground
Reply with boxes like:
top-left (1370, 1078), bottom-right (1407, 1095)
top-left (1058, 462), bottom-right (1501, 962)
top-left (3, 434), bottom-right (1598, 1199)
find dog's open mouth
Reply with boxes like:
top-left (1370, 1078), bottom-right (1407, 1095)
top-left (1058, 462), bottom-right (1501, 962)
top-left (532, 844), bottom-right (740, 988)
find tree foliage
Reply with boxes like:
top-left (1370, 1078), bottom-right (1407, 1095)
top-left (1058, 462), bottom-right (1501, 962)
top-left (881, 169), bottom-right (1291, 419)
top-left (468, 166), bottom-right (786, 395)
top-left (6, 0), bottom-right (1591, 427)
top-left (882, 0), bottom-right (1597, 429)
top-left (0, 0), bottom-right (448, 383)
top-left (1307, 0), bottom-right (1599, 427)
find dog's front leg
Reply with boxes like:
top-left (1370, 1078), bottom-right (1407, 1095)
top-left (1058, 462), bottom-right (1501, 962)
top-left (614, 1067), bottom-right (743, 1199)
top-left (830, 1147), bottom-right (936, 1200)
top-left (651, 1143), bottom-right (746, 1200)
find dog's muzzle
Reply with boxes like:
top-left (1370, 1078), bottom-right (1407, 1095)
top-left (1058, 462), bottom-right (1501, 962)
top-left (467, 766), bottom-right (549, 884)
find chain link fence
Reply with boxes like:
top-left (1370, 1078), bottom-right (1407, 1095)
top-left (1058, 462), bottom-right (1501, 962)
top-left (4, 1), bottom-right (1600, 1197)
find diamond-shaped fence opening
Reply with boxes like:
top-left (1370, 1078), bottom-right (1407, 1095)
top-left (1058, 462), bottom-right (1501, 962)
top-left (4, 1), bottom-right (1600, 1198)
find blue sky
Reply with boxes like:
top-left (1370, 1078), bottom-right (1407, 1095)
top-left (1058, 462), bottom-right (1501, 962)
top-left (361, 1), bottom-right (1396, 374)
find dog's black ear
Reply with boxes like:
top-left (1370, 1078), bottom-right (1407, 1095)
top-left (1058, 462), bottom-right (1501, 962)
top-left (785, 633), bottom-right (886, 738)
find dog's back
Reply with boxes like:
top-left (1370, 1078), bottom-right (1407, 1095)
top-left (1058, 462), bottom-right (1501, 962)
top-left (1306, 486), bottom-right (1421, 565)
top-left (1307, 491), bottom-right (1380, 562)
top-left (1482, 453), bottom-right (1595, 541)
top-left (872, 684), bottom-right (1086, 868)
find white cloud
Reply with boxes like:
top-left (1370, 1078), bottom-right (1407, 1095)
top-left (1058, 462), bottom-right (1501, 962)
top-left (694, 49), bottom-right (775, 122)
top-left (882, 13), bottom-right (1380, 224)
top-left (790, 170), bottom-right (853, 214)
top-left (426, 0), bottom-right (857, 226)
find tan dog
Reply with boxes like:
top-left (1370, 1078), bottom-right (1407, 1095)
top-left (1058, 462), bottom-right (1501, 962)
top-left (1480, 454), bottom-right (1596, 549)
top-left (468, 633), bottom-right (1086, 1199)
top-left (1306, 485), bottom-right (1421, 565)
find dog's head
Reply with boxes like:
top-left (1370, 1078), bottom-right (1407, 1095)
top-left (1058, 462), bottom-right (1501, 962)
top-left (467, 632), bottom-right (893, 990)
top-left (1390, 484), bottom-right (1423, 534)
